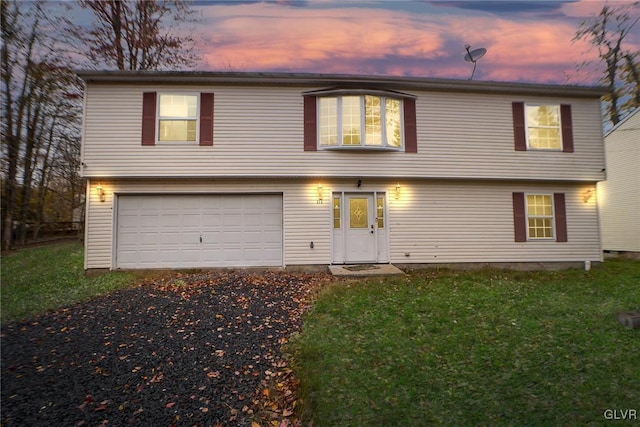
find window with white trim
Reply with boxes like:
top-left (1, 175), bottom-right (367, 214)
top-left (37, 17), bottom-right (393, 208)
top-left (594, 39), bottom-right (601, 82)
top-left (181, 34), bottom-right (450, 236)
top-left (318, 95), bottom-right (403, 149)
top-left (158, 94), bottom-right (198, 142)
top-left (526, 194), bottom-right (554, 239)
top-left (526, 105), bottom-right (561, 150)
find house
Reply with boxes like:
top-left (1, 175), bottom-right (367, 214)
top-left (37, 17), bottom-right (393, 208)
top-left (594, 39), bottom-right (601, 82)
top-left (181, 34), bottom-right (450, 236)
top-left (598, 108), bottom-right (640, 255)
top-left (78, 71), bottom-right (606, 271)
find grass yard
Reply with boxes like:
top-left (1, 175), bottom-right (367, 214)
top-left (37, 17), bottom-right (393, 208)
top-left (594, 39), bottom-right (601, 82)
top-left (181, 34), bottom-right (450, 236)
top-left (1, 242), bottom-right (136, 324)
top-left (288, 260), bottom-right (640, 426)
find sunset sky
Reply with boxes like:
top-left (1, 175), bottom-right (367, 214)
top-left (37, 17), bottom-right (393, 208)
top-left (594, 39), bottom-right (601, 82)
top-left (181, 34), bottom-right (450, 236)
top-left (53, 0), bottom-right (640, 85)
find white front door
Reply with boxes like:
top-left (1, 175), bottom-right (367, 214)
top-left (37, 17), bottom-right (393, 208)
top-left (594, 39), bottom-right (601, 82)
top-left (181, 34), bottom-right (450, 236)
top-left (344, 194), bottom-right (376, 263)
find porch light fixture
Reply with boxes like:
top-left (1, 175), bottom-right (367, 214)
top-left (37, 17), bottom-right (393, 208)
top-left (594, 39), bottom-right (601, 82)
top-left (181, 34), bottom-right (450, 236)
top-left (395, 183), bottom-right (401, 200)
top-left (317, 184), bottom-right (324, 204)
top-left (96, 184), bottom-right (106, 202)
top-left (583, 188), bottom-right (594, 203)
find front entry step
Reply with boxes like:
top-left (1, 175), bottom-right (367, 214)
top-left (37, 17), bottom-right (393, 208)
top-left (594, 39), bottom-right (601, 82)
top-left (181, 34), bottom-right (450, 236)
top-left (329, 264), bottom-right (405, 277)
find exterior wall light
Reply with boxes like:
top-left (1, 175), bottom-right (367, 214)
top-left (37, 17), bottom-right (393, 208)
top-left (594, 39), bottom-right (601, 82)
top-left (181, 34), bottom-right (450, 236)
top-left (317, 184), bottom-right (324, 204)
top-left (395, 183), bottom-right (401, 200)
top-left (583, 188), bottom-right (594, 203)
top-left (96, 184), bottom-right (106, 202)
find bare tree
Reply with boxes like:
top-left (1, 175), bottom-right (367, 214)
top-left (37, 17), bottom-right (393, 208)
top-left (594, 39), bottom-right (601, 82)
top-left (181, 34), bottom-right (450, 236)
top-left (574, 2), bottom-right (640, 126)
top-left (68, 0), bottom-right (199, 71)
top-left (1, 1), bottom-right (82, 249)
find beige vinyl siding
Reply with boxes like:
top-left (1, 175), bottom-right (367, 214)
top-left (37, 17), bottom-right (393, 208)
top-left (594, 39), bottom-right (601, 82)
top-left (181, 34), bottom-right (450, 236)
top-left (85, 178), bottom-right (601, 269)
top-left (598, 110), bottom-right (640, 252)
top-left (385, 180), bottom-right (601, 263)
top-left (84, 179), bottom-right (331, 269)
top-left (82, 84), bottom-right (604, 182)
top-left (85, 179), bottom-right (113, 268)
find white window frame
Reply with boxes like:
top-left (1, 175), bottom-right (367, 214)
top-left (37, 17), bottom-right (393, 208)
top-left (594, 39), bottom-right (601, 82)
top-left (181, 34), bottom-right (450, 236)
top-left (525, 193), bottom-right (555, 240)
top-left (156, 92), bottom-right (200, 144)
top-left (317, 94), bottom-right (404, 150)
top-left (525, 104), bottom-right (563, 151)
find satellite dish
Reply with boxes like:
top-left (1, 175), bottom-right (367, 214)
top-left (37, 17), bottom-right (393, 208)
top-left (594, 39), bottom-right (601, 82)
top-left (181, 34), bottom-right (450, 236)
top-left (464, 45), bottom-right (487, 80)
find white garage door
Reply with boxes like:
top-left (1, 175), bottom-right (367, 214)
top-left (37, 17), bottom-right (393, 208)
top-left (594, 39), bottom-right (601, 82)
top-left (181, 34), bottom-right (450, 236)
top-left (116, 194), bottom-right (283, 269)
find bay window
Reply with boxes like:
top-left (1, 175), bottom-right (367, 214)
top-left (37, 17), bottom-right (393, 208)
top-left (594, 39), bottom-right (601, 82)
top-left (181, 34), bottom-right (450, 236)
top-left (318, 94), bottom-right (403, 149)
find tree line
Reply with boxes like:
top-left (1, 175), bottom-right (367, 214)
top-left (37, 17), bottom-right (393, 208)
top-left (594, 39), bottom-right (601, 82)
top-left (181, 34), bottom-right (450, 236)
top-left (1, 1), bottom-right (638, 250)
top-left (1, 0), bottom-right (196, 250)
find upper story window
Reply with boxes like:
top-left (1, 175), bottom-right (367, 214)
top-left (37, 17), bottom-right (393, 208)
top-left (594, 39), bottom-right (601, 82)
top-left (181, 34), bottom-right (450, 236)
top-left (141, 92), bottom-right (214, 146)
top-left (318, 95), bottom-right (402, 149)
top-left (512, 102), bottom-right (574, 153)
top-left (526, 105), bottom-right (561, 150)
top-left (303, 89), bottom-right (417, 153)
top-left (158, 94), bottom-right (198, 142)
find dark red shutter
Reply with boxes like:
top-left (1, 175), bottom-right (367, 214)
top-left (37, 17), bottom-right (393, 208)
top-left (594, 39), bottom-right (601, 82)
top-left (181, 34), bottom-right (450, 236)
top-left (303, 96), bottom-right (317, 151)
top-left (404, 98), bottom-right (417, 153)
top-left (554, 193), bottom-right (568, 242)
top-left (560, 104), bottom-right (573, 153)
top-left (512, 102), bottom-right (526, 151)
top-left (199, 93), bottom-right (214, 146)
top-left (513, 192), bottom-right (527, 242)
top-left (142, 92), bottom-right (157, 146)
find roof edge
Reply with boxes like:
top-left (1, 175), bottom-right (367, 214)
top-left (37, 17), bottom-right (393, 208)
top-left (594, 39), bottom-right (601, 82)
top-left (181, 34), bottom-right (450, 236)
top-left (76, 70), bottom-right (607, 98)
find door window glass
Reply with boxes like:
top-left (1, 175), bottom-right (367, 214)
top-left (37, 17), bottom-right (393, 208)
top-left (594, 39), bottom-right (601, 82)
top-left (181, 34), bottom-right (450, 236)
top-left (376, 196), bottom-right (385, 229)
top-left (349, 198), bottom-right (368, 228)
top-left (333, 196), bottom-right (341, 229)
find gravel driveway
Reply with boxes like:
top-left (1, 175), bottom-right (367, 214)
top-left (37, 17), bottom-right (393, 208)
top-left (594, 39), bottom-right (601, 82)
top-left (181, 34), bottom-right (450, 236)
top-left (1, 270), bottom-right (330, 426)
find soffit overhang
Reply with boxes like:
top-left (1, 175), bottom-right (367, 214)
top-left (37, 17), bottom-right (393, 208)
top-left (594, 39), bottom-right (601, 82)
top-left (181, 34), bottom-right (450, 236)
top-left (76, 70), bottom-right (607, 99)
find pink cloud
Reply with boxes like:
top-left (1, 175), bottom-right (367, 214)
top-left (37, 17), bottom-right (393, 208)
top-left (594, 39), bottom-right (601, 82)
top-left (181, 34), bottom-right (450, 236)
top-left (197, 3), bottom-right (445, 72)
top-left (193, 1), bottom-right (637, 84)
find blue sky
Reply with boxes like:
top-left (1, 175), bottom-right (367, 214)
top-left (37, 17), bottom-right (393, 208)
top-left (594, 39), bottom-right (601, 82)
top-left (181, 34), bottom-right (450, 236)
top-left (186, 0), bottom-right (639, 83)
top-left (44, 0), bottom-right (640, 84)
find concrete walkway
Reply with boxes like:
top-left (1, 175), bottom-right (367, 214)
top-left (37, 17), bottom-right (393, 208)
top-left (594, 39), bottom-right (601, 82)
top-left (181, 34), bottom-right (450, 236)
top-left (328, 264), bottom-right (405, 277)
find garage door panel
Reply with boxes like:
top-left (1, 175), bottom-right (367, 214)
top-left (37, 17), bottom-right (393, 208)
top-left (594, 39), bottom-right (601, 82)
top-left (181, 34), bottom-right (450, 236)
top-left (245, 232), bottom-right (275, 244)
top-left (201, 231), bottom-right (222, 240)
top-left (116, 194), bottom-right (283, 268)
top-left (222, 249), bottom-right (242, 261)
top-left (181, 214), bottom-right (202, 227)
top-left (223, 215), bottom-right (243, 226)
top-left (179, 197), bottom-right (201, 209)
top-left (159, 232), bottom-right (181, 244)
top-left (264, 230), bottom-right (283, 243)
top-left (220, 231), bottom-right (240, 244)
top-left (202, 214), bottom-right (223, 226)
top-left (139, 219), bottom-right (160, 228)
top-left (158, 214), bottom-right (180, 227)
top-left (138, 250), bottom-right (161, 263)
top-left (137, 233), bottom-right (160, 245)
top-left (244, 213), bottom-right (263, 225)
top-left (262, 214), bottom-right (282, 226)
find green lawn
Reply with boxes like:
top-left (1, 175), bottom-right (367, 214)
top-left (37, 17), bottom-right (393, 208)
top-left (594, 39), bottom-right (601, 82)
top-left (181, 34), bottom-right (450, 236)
top-left (288, 260), bottom-right (640, 426)
top-left (1, 242), bottom-right (137, 324)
